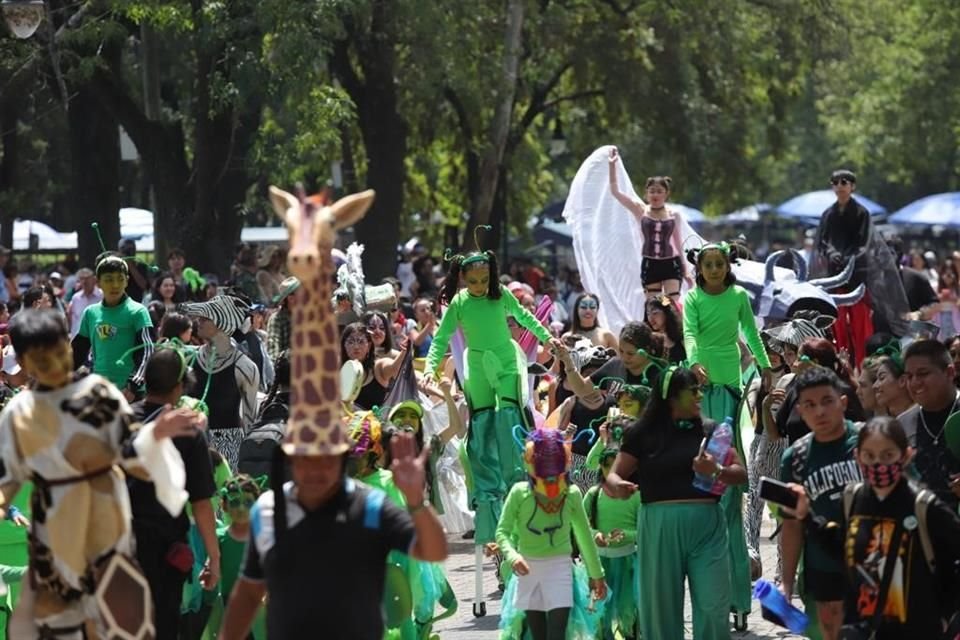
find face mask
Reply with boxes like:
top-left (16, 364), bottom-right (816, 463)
top-left (861, 460), bottom-right (903, 489)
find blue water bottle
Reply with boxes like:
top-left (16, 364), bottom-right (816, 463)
top-left (753, 579), bottom-right (809, 633)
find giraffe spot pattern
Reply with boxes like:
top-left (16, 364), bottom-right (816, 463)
top-left (303, 354), bottom-right (317, 373)
top-left (323, 350), bottom-right (338, 371)
top-left (308, 332), bottom-right (322, 347)
top-left (321, 376), bottom-right (336, 399)
top-left (299, 427), bottom-right (317, 443)
top-left (301, 380), bottom-right (321, 405)
top-left (324, 323), bottom-right (336, 343)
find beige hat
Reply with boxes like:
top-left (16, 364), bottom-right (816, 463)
top-left (273, 276), bottom-right (301, 305)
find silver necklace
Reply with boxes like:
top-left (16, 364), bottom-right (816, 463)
top-left (919, 392), bottom-right (959, 445)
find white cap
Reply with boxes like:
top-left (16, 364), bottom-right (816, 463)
top-left (2, 346), bottom-right (20, 376)
top-left (49, 271), bottom-right (63, 281)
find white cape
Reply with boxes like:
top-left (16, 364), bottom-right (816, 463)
top-left (563, 146), bottom-right (703, 335)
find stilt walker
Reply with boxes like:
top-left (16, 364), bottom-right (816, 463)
top-left (424, 230), bottom-right (562, 617)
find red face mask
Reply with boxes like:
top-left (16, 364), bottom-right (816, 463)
top-left (860, 461), bottom-right (903, 489)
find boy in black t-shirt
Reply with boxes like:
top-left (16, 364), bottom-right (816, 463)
top-left (780, 367), bottom-right (862, 640)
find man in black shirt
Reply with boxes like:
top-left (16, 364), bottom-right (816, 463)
top-left (219, 432), bottom-right (447, 640)
top-left (901, 340), bottom-right (960, 511)
top-left (129, 349), bottom-right (219, 640)
top-left (815, 169), bottom-right (874, 365)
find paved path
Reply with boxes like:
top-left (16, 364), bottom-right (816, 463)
top-left (435, 516), bottom-right (806, 639)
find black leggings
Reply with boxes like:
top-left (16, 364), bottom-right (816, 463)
top-left (526, 608), bottom-right (570, 640)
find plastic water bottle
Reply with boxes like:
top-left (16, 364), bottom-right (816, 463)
top-left (753, 579), bottom-right (809, 633)
top-left (692, 416), bottom-right (734, 495)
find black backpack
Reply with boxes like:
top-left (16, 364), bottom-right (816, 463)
top-left (237, 396), bottom-right (289, 481)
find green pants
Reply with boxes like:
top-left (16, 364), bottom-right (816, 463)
top-left (637, 502), bottom-right (731, 640)
top-left (466, 404), bottom-right (527, 544)
top-left (702, 384), bottom-right (752, 614)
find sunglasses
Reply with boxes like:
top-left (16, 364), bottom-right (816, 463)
top-left (830, 178), bottom-right (853, 186)
top-left (225, 494), bottom-right (256, 509)
top-left (578, 300), bottom-right (598, 310)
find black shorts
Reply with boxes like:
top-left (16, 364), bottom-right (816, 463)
top-left (641, 256), bottom-right (683, 287)
top-left (804, 567), bottom-right (845, 602)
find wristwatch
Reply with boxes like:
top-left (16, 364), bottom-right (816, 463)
top-left (408, 499), bottom-right (431, 515)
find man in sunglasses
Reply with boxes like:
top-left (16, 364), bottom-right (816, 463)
top-left (814, 169), bottom-right (909, 364)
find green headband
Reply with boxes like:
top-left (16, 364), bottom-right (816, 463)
top-left (443, 225), bottom-right (494, 267)
top-left (700, 241), bottom-right (731, 256)
top-left (873, 339), bottom-right (904, 372)
top-left (115, 338), bottom-right (213, 415)
top-left (661, 365), bottom-right (679, 399)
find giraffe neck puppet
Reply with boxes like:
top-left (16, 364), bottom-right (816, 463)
top-left (268, 185), bottom-right (375, 455)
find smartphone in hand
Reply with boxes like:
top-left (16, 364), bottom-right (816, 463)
top-left (759, 476), bottom-right (799, 509)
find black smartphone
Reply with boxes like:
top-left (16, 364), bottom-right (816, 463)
top-left (759, 476), bottom-right (799, 509)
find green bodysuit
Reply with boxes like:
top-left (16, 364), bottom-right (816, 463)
top-left (682, 283), bottom-right (769, 615)
top-left (424, 286), bottom-right (553, 544)
top-left (682, 284), bottom-right (770, 386)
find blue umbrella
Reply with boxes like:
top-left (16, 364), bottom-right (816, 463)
top-left (711, 203), bottom-right (772, 224)
top-left (672, 203), bottom-right (705, 223)
top-left (775, 190), bottom-right (887, 220)
top-left (888, 192), bottom-right (960, 227)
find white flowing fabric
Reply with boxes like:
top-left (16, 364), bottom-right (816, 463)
top-left (563, 146), bottom-right (703, 335)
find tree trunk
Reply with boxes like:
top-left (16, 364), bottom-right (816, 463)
top-left (465, 0), bottom-right (525, 248)
top-left (0, 95), bottom-right (21, 251)
top-left (67, 86), bottom-right (121, 267)
top-left (331, 0), bottom-right (408, 282)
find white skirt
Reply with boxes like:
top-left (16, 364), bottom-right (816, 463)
top-left (513, 556), bottom-right (573, 611)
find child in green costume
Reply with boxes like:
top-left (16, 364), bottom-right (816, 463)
top-left (212, 475), bottom-right (266, 640)
top-left (425, 248), bottom-right (561, 544)
top-left (581, 383), bottom-right (650, 473)
top-left (682, 242), bottom-right (772, 627)
top-left (496, 427), bottom-right (607, 640)
top-left (583, 449), bottom-right (640, 640)
top-left (348, 412), bottom-right (455, 640)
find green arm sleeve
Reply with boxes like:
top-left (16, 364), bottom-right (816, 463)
top-left (495, 484), bottom-right (524, 567)
top-left (425, 297), bottom-right (460, 377)
top-left (613, 493), bottom-right (641, 547)
top-left (502, 287), bottom-right (552, 344)
top-left (583, 486), bottom-right (600, 536)
top-left (738, 288), bottom-right (771, 369)
top-left (568, 486), bottom-right (604, 580)
top-left (584, 437), bottom-right (605, 471)
top-left (682, 291), bottom-right (700, 366)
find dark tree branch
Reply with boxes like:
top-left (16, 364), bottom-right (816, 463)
top-left (540, 88), bottom-right (604, 111)
top-left (597, 0), bottom-right (640, 17)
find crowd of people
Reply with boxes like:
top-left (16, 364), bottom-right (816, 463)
top-left (0, 158), bottom-right (954, 640)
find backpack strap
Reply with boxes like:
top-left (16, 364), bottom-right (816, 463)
top-left (842, 481), bottom-right (863, 524)
top-left (914, 488), bottom-right (937, 575)
top-left (363, 488), bottom-right (386, 530)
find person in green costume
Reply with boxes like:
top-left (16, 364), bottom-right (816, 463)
top-left (496, 427), bottom-right (607, 640)
top-left (384, 378), bottom-right (465, 517)
top-left (213, 475), bottom-right (266, 640)
top-left (682, 242), bottom-right (771, 626)
top-left (606, 367), bottom-right (749, 640)
top-left (348, 411), bottom-right (455, 640)
top-left (583, 448), bottom-right (640, 640)
top-left (0, 497), bottom-right (30, 640)
top-left (581, 383), bottom-right (650, 473)
top-left (425, 247), bottom-right (562, 545)
top-left (72, 254), bottom-right (155, 399)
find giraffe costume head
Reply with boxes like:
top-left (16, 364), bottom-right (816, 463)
top-left (269, 185), bottom-right (375, 455)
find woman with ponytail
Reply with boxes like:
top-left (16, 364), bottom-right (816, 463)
top-left (425, 238), bottom-right (563, 547)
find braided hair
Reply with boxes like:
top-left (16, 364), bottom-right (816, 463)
top-left (437, 250), bottom-right (501, 307)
